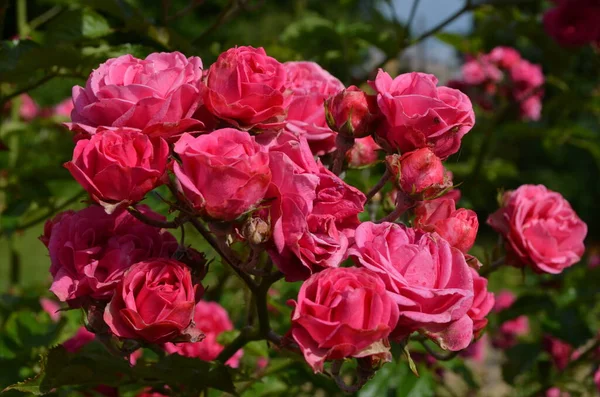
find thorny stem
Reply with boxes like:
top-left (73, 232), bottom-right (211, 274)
top-left (376, 191), bottom-right (414, 223)
top-left (127, 206), bottom-right (186, 229)
top-left (366, 169), bottom-right (391, 203)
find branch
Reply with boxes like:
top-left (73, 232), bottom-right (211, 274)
top-left (366, 169), bottom-right (391, 203)
top-left (0, 74), bottom-right (57, 104)
top-left (410, 1), bottom-right (470, 45)
top-left (376, 191), bottom-right (415, 223)
top-left (479, 256), bottom-right (505, 277)
top-left (406, 0), bottom-right (421, 34)
top-left (192, 0), bottom-right (237, 44)
top-left (127, 207), bottom-right (185, 229)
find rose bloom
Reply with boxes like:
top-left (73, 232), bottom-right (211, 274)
top-left (414, 198), bottom-right (479, 253)
top-left (543, 0), bottom-right (600, 47)
top-left (104, 258), bottom-right (202, 343)
top-left (543, 336), bottom-right (573, 371)
top-left (487, 184), bottom-right (587, 274)
top-left (53, 98), bottom-right (75, 118)
top-left (204, 46), bottom-right (287, 130)
top-left (510, 59), bottom-right (544, 96)
top-left (164, 301), bottom-right (243, 368)
top-left (18, 94), bottom-right (39, 121)
top-left (467, 268), bottom-right (494, 337)
top-left (491, 290), bottom-right (530, 349)
top-left (595, 368), bottom-right (600, 394)
top-left (370, 70), bottom-right (475, 159)
top-left (346, 136), bottom-right (380, 168)
top-left (173, 129), bottom-right (271, 221)
top-left (461, 56), bottom-right (503, 85)
top-left (43, 205), bottom-right (177, 305)
top-left (289, 267), bottom-right (399, 373)
top-left (284, 61), bottom-right (344, 155)
top-left (70, 52), bottom-right (204, 137)
top-left (349, 222), bottom-right (475, 351)
top-left (65, 128), bottom-right (168, 211)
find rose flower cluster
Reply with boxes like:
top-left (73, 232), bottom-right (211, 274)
top-left (449, 46), bottom-right (545, 121)
top-left (40, 44), bottom-right (587, 383)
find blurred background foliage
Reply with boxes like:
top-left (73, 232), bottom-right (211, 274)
top-left (0, 0), bottom-right (599, 396)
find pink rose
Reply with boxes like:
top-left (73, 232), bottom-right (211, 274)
top-left (164, 301), bottom-right (242, 368)
top-left (346, 136), bottom-right (380, 168)
top-left (40, 297), bottom-right (62, 322)
top-left (493, 290), bottom-right (516, 312)
top-left (521, 95), bottom-right (542, 121)
top-left (44, 206), bottom-right (177, 305)
top-left (487, 184), bottom-right (587, 274)
top-left (324, 86), bottom-right (380, 138)
top-left (510, 59), bottom-right (544, 96)
top-left (489, 46), bottom-right (522, 69)
top-left (70, 52), bottom-right (204, 136)
top-left (65, 128), bottom-right (168, 210)
top-left (461, 334), bottom-right (488, 363)
top-left (414, 198), bottom-right (479, 253)
top-left (491, 290), bottom-right (529, 348)
top-left (461, 56), bottom-right (503, 85)
top-left (53, 98), bottom-right (75, 118)
top-left (63, 327), bottom-right (96, 353)
top-left (173, 129), bottom-right (271, 221)
top-left (543, 0), bottom-right (600, 47)
top-left (467, 268), bottom-right (494, 337)
top-left (386, 148), bottom-right (452, 200)
top-left (104, 258), bottom-right (202, 343)
top-left (19, 94), bottom-right (39, 121)
top-left (284, 61), bottom-right (345, 155)
top-left (370, 70), bottom-right (475, 159)
top-left (594, 368), bottom-right (600, 394)
top-left (349, 222), bottom-right (475, 351)
top-left (204, 46), bottom-right (287, 130)
top-left (289, 267), bottom-right (399, 373)
top-left (543, 336), bottom-right (573, 371)
top-left (546, 388), bottom-right (571, 397)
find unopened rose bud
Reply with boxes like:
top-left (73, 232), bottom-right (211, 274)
top-left (325, 86), bottom-right (380, 138)
top-left (386, 148), bottom-right (452, 200)
top-left (241, 217), bottom-right (271, 245)
top-left (346, 136), bottom-right (381, 168)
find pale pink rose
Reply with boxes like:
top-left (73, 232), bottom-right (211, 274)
top-left (543, 0), bottom-right (600, 47)
top-left (467, 268), bottom-right (494, 337)
top-left (70, 52), bottom-right (204, 138)
top-left (173, 129), bottom-right (271, 221)
top-left (346, 136), bottom-right (381, 168)
top-left (44, 206), bottom-right (177, 305)
top-left (284, 61), bottom-right (344, 154)
top-left (104, 259), bottom-right (202, 343)
top-left (19, 94), bottom-right (39, 121)
top-left (488, 185), bottom-right (587, 274)
top-left (205, 46), bottom-right (287, 130)
top-left (289, 267), bottom-right (399, 373)
top-left (489, 46), bottom-right (522, 69)
top-left (349, 222), bottom-right (475, 351)
top-left (53, 98), bottom-right (75, 118)
top-left (324, 86), bottom-right (380, 138)
top-left (40, 297), bottom-right (61, 322)
top-left (164, 301), bottom-right (242, 368)
top-left (370, 70), bottom-right (475, 159)
top-left (521, 95), bottom-right (542, 121)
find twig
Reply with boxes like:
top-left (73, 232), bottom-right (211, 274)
top-left (0, 74), bottom-right (57, 104)
top-left (192, 0), bottom-right (237, 44)
top-left (376, 191), bottom-right (415, 223)
top-left (410, 1), bottom-right (470, 44)
top-left (127, 207), bottom-right (185, 229)
top-left (167, 0), bottom-right (205, 21)
top-left (28, 5), bottom-right (63, 30)
top-left (480, 256), bottom-right (505, 277)
top-left (406, 0), bottom-right (421, 34)
top-left (366, 169), bottom-right (391, 203)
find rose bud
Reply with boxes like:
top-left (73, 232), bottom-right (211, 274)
top-left (173, 129), bottom-right (271, 221)
top-left (324, 86), bottom-right (380, 138)
top-left (346, 136), bottom-right (381, 168)
top-left (65, 128), bottom-right (169, 212)
top-left (104, 258), bottom-right (203, 344)
top-left (467, 268), bottom-right (494, 338)
top-left (487, 184), bottom-right (587, 274)
top-left (204, 46), bottom-right (287, 130)
top-left (164, 301), bottom-right (243, 368)
top-left (386, 148), bottom-right (452, 200)
top-left (68, 52), bottom-right (205, 138)
top-left (349, 222), bottom-right (475, 351)
top-left (414, 198), bottom-right (479, 253)
top-left (241, 217), bottom-right (271, 245)
top-left (289, 267), bottom-right (399, 373)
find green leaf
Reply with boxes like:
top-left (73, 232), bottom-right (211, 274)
top-left (4, 310), bottom-right (63, 350)
top-left (45, 8), bottom-right (112, 43)
top-left (403, 344), bottom-right (419, 377)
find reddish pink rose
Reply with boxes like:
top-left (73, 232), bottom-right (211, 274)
top-left (53, 98), bottom-right (75, 118)
top-left (204, 46), bottom-right (286, 130)
top-left (349, 222), bottom-right (475, 351)
top-left (487, 184), bottom-right (587, 274)
top-left (289, 267), bottom-right (399, 373)
top-left (370, 70), bottom-right (475, 159)
top-left (414, 198), bottom-right (479, 253)
top-left (489, 46), bottom-right (522, 69)
top-left (63, 327), bottom-right (96, 353)
top-left (324, 86), bottom-right (380, 138)
top-left (544, 0), bottom-right (600, 47)
top-left (173, 129), bottom-right (271, 221)
top-left (44, 206), bottom-right (177, 305)
top-left (346, 136), bottom-right (380, 168)
top-left (467, 268), bottom-right (494, 337)
top-left (65, 128), bottom-right (168, 210)
top-left (543, 336), bottom-right (573, 371)
top-left (461, 56), bottom-right (503, 85)
top-left (510, 59), bottom-right (544, 96)
top-left (594, 368), bottom-right (600, 393)
top-left (284, 61), bottom-right (344, 155)
top-left (386, 148), bottom-right (452, 200)
top-left (70, 52), bottom-right (204, 137)
top-left (164, 301), bottom-right (242, 368)
top-left (104, 258), bottom-right (202, 343)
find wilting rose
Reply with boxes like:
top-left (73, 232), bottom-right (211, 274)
top-left (164, 301), bottom-right (243, 368)
top-left (284, 61), bottom-right (344, 155)
top-left (204, 46), bottom-right (287, 130)
top-left (370, 70), bottom-right (475, 159)
top-left (543, 0), bottom-right (600, 47)
top-left (487, 184), bottom-right (587, 274)
top-left (324, 86), bottom-right (380, 138)
top-left (349, 222), bottom-right (474, 351)
top-left (386, 148), bottom-right (452, 200)
top-left (65, 128), bottom-right (168, 211)
top-left (44, 206), bottom-right (177, 305)
top-left (173, 129), bottom-right (271, 221)
top-left (289, 267), bottom-right (399, 373)
top-left (104, 259), bottom-right (202, 343)
top-left (489, 46), bottom-right (522, 69)
top-left (69, 52), bottom-right (204, 137)
top-left (346, 136), bottom-right (380, 168)
top-left (414, 198), bottom-right (479, 253)
top-left (467, 268), bottom-right (494, 337)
